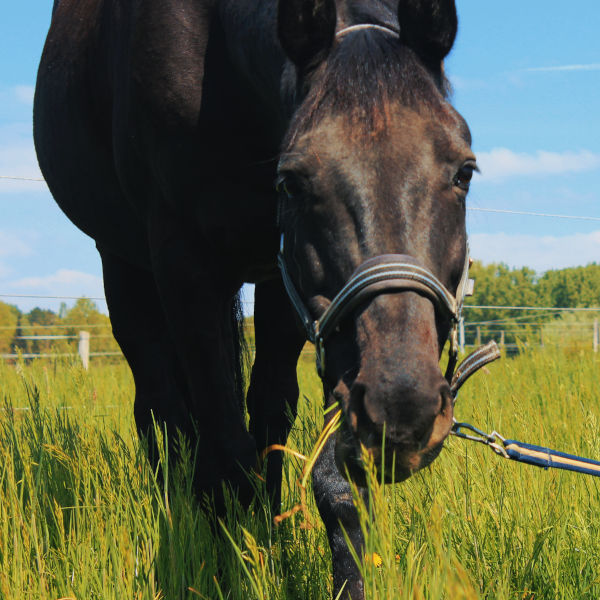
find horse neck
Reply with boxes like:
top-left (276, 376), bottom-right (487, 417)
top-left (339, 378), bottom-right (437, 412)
top-left (217, 0), bottom-right (400, 121)
top-left (219, 1), bottom-right (288, 108)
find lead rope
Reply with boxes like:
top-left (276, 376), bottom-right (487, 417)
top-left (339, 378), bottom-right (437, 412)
top-left (450, 341), bottom-right (600, 478)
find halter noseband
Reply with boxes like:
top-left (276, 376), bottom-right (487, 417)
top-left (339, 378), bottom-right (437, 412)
top-left (277, 232), bottom-right (473, 380)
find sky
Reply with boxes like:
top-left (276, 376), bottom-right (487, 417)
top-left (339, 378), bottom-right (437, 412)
top-left (0, 0), bottom-right (599, 315)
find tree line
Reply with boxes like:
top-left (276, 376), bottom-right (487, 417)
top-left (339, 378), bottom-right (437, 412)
top-left (0, 297), bottom-right (120, 359)
top-left (465, 262), bottom-right (600, 323)
top-left (463, 262), bottom-right (600, 348)
top-left (0, 261), bottom-right (598, 358)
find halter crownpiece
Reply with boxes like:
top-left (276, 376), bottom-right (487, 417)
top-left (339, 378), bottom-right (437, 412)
top-left (335, 24), bottom-right (401, 40)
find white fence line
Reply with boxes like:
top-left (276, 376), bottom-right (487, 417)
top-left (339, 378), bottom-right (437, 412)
top-left (15, 335), bottom-right (77, 340)
top-left (464, 305), bottom-right (600, 312)
top-left (2, 317), bottom-right (598, 369)
top-left (2, 175), bottom-right (600, 222)
top-left (0, 294), bottom-right (107, 302)
top-left (0, 331), bottom-right (123, 369)
top-left (458, 317), bottom-right (599, 355)
top-left (467, 207), bottom-right (600, 221)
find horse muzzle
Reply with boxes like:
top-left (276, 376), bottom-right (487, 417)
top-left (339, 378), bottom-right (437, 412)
top-left (333, 376), bottom-right (455, 485)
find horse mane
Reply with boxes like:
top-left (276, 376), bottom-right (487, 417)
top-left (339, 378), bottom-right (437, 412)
top-left (284, 29), bottom-right (451, 148)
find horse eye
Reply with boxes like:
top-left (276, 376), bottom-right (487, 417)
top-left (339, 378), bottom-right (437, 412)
top-left (276, 177), bottom-right (299, 199)
top-left (453, 163), bottom-right (477, 192)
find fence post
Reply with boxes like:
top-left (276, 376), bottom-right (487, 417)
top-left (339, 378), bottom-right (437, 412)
top-left (459, 317), bottom-right (465, 354)
top-left (500, 330), bottom-right (505, 349)
top-left (476, 326), bottom-right (481, 346)
top-left (540, 327), bottom-right (544, 348)
top-left (78, 331), bottom-right (90, 370)
top-left (594, 319), bottom-right (599, 354)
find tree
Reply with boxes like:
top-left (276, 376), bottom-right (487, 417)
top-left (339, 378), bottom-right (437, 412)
top-left (463, 262), bottom-right (600, 346)
top-left (28, 307), bottom-right (57, 326)
top-left (25, 307), bottom-right (60, 354)
top-left (62, 298), bottom-right (119, 361)
top-left (0, 302), bottom-right (20, 354)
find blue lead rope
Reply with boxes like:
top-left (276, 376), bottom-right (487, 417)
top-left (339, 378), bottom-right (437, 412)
top-left (450, 342), bottom-right (600, 478)
top-left (503, 439), bottom-right (600, 477)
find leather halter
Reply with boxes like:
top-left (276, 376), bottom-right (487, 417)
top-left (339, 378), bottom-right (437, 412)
top-left (277, 20), bottom-right (474, 380)
top-left (277, 233), bottom-right (473, 379)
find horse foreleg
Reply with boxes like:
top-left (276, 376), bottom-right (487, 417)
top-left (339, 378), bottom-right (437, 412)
top-left (313, 413), bottom-right (367, 600)
top-left (147, 212), bottom-right (257, 509)
top-left (98, 248), bottom-right (192, 465)
top-left (246, 277), bottom-right (306, 512)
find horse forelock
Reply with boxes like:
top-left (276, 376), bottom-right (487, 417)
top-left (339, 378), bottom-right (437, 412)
top-left (283, 30), bottom-right (451, 151)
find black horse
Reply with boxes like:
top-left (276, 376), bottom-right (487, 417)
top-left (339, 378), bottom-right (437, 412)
top-left (34, 0), bottom-right (476, 597)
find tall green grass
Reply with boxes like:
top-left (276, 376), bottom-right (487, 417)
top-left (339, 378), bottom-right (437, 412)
top-left (1, 345), bottom-right (599, 599)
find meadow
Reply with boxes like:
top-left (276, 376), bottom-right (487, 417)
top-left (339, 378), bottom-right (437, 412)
top-left (1, 342), bottom-right (600, 599)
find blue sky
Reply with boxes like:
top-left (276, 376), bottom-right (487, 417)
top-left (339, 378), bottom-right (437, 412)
top-left (0, 0), bottom-right (599, 315)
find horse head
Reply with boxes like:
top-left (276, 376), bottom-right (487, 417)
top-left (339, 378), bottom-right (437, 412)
top-left (277, 0), bottom-right (476, 484)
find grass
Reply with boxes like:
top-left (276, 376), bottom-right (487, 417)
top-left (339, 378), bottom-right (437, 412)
top-left (0, 343), bottom-right (599, 599)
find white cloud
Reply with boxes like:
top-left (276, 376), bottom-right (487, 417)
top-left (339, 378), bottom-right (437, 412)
top-left (4, 269), bottom-right (105, 309)
top-left (0, 231), bottom-right (34, 258)
top-left (0, 269), bottom-right (107, 314)
top-left (448, 75), bottom-right (489, 92)
top-left (0, 85), bottom-right (35, 106)
top-left (9, 268), bottom-right (105, 296)
top-left (470, 230), bottom-right (600, 272)
top-left (0, 124), bottom-right (47, 193)
top-left (475, 148), bottom-right (600, 183)
top-left (241, 283), bottom-right (255, 316)
top-left (13, 85), bottom-right (35, 105)
top-left (0, 265), bottom-right (106, 313)
top-left (0, 231), bottom-right (35, 278)
top-left (523, 63), bottom-right (600, 73)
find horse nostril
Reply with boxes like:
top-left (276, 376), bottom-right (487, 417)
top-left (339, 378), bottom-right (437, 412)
top-left (414, 418), bottom-right (436, 450)
top-left (410, 387), bottom-right (452, 450)
top-left (439, 385), bottom-right (453, 415)
top-left (345, 381), bottom-right (368, 434)
top-left (419, 387), bottom-right (455, 449)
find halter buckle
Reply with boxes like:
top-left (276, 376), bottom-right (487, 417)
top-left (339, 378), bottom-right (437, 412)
top-left (449, 320), bottom-right (460, 357)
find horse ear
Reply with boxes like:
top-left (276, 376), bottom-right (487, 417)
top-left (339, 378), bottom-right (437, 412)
top-left (397, 0), bottom-right (458, 67)
top-left (278, 0), bottom-right (337, 73)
